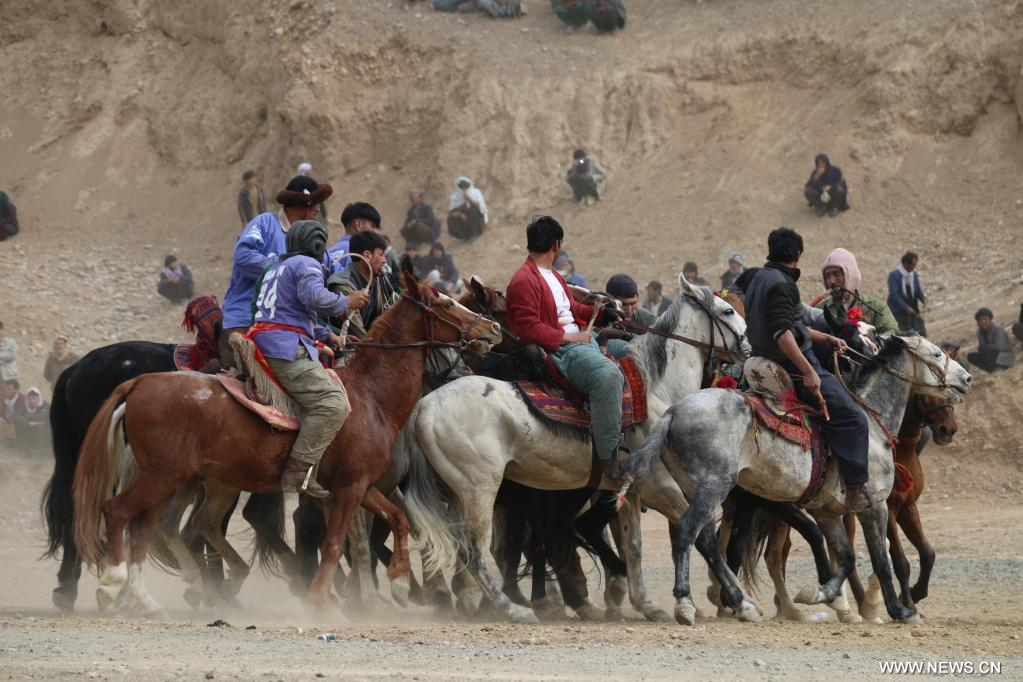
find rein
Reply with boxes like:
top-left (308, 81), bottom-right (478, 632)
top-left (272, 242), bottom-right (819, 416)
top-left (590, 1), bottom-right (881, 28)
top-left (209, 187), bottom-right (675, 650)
top-left (621, 295), bottom-right (746, 366)
top-left (344, 293), bottom-right (485, 353)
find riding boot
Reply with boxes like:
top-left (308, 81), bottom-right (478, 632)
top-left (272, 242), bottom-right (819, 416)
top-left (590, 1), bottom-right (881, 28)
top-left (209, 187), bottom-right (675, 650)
top-left (844, 483), bottom-right (870, 514)
top-left (280, 457), bottom-right (331, 499)
top-left (600, 446), bottom-right (635, 489)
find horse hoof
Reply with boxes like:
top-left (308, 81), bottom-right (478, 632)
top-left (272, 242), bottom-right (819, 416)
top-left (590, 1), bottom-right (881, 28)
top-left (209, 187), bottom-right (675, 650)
top-left (390, 579), bottom-right (411, 608)
top-left (794, 585), bottom-right (821, 605)
top-left (644, 607), bottom-right (673, 623)
top-left (455, 593), bottom-right (480, 620)
top-left (605, 607), bottom-right (625, 622)
top-left (837, 611), bottom-right (863, 624)
top-left (52, 588), bottom-right (77, 614)
top-left (716, 605), bottom-right (733, 619)
top-left (674, 599), bottom-right (697, 626)
top-left (605, 575), bottom-right (628, 607)
top-left (775, 608), bottom-right (809, 622)
top-left (183, 587), bottom-right (203, 610)
top-left (531, 599), bottom-right (564, 622)
top-left (96, 588), bottom-right (115, 613)
top-left (902, 612), bottom-right (922, 625)
top-left (734, 599), bottom-right (763, 623)
top-left (509, 604), bottom-right (540, 625)
top-left (705, 585), bottom-right (722, 608)
top-left (575, 602), bottom-right (604, 622)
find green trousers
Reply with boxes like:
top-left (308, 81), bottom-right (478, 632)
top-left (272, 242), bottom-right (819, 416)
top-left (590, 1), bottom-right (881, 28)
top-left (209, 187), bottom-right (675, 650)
top-left (551, 335), bottom-right (624, 460)
top-left (265, 353), bottom-right (349, 466)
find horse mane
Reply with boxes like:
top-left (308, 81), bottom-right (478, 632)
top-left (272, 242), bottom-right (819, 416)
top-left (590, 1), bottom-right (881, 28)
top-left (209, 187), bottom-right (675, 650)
top-left (847, 335), bottom-right (908, 390)
top-left (625, 295), bottom-right (688, 384)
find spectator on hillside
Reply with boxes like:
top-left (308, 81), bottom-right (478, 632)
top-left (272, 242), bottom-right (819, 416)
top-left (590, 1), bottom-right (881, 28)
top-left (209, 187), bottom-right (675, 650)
top-left (887, 251), bottom-right (927, 336)
top-left (297, 161), bottom-right (328, 224)
top-left (588, 0), bottom-right (626, 32)
top-left (448, 177), bottom-right (488, 242)
top-left (0, 321), bottom-right (17, 383)
top-left (1013, 303), bottom-right (1023, 345)
top-left (804, 153), bottom-right (849, 217)
top-left (552, 0), bottom-right (590, 29)
top-left (967, 308), bottom-right (1015, 374)
top-left (0, 191), bottom-right (18, 241)
top-left (13, 387), bottom-right (49, 453)
top-left (237, 170), bottom-right (267, 228)
top-left (565, 149), bottom-right (609, 206)
top-left (478, 0), bottom-right (526, 17)
top-left (329, 202), bottom-right (382, 272)
top-left (158, 255), bottom-right (195, 303)
top-left (682, 261), bottom-right (709, 287)
top-left (418, 241), bottom-right (461, 295)
top-left (642, 280), bottom-right (673, 316)
top-left (401, 189), bottom-right (441, 246)
top-left (555, 253), bottom-right (586, 287)
top-left (719, 252), bottom-right (745, 291)
top-left (43, 336), bottom-right (80, 390)
top-left (1, 379), bottom-right (24, 444)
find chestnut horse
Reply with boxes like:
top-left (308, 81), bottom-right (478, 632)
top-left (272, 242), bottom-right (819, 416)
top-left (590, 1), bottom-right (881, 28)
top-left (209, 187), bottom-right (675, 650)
top-left (73, 273), bottom-right (501, 614)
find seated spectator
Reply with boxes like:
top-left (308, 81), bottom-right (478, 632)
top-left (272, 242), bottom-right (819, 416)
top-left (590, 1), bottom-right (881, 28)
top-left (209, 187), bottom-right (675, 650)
top-left (588, 0), bottom-right (626, 32)
top-left (719, 252), bottom-right (745, 291)
top-left (447, 177), bottom-right (488, 242)
top-left (417, 241), bottom-right (461, 295)
top-left (804, 153), bottom-right (849, 217)
top-left (237, 170), bottom-right (267, 228)
top-left (967, 308), bottom-right (1015, 373)
top-left (565, 149), bottom-right (609, 206)
top-left (0, 191), bottom-right (18, 241)
top-left (555, 253), bottom-right (586, 287)
top-left (43, 336), bottom-right (80, 390)
top-left (682, 261), bottom-right (709, 287)
top-left (14, 387), bottom-right (49, 453)
top-left (1, 379), bottom-right (24, 444)
top-left (158, 255), bottom-right (195, 303)
top-left (606, 274), bottom-right (656, 327)
top-left (401, 189), bottom-right (441, 247)
top-left (887, 251), bottom-right (927, 336)
top-left (0, 320), bottom-right (17, 383)
top-left (552, 0), bottom-right (590, 29)
top-left (642, 280), bottom-right (673, 316)
top-left (478, 0), bottom-right (526, 17)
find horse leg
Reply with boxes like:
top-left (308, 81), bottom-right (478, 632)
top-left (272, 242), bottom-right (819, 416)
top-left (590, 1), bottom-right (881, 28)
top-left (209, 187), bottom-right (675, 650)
top-left (419, 544), bottom-right (455, 615)
top-left (672, 486), bottom-right (732, 626)
top-left (855, 500), bottom-right (918, 623)
top-left (361, 487), bottom-right (413, 607)
top-left (616, 494), bottom-right (672, 622)
top-left (759, 502), bottom-right (833, 621)
top-left (492, 500), bottom-right (529, 607)
top-left (694, 521), bottom-right (761, 623)
top-left (708, 506), bottom-right (733, 615)
top-left (53, 546), bottom-right (82, 613)
top-left (308, 482), bottom-right (366, 611)
top-left (242, 492), bottom-right (299, 580)
top-left (796, 513), bottom-right (855, 611)
top-left (293, 495), bottom-right (325, 594)
top-left (887, 507), bottom-right (916, 611)
top-left (764, 522), bottom-right (803, 621)
top-left (901, 502), bottom-right (935, 605)
top-left (450, 557), bottom-right (482, 618)
top-left (127, 499), bottom-right (172, 618)
top-left (191, 482), bottom-right (250, 604)
top-left (573, 492), bottom-right (626, 620)
top-left (96, 483), bottom-right (159, 611)
top-left (344, 507), bottom-right (382, 609)
top-left (155, 485), bottom-right (205, 610)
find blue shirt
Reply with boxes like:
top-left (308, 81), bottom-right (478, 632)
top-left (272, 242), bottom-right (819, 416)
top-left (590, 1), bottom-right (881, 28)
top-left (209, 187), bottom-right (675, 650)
top-left (327, 235), bottom-right (351, 274)
top-left (223, 212), bottom-right (289, 329)
top-left (252, 255), bottom-right (351, 361)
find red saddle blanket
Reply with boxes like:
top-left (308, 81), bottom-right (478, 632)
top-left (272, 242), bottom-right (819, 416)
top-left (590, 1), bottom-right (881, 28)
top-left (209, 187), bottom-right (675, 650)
top-left (512, 354), bottom-right (647, 432)
top-left (745, 393), bottom-right (827, 505)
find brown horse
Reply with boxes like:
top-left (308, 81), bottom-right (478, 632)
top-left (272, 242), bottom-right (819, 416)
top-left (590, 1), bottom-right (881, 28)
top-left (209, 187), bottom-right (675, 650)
top-left (73, 273), bottom-right (501, 615)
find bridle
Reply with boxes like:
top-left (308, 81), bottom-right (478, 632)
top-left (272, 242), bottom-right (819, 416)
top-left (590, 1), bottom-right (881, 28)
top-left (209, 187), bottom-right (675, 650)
top-left (345, 292), bottom-right (487, 353)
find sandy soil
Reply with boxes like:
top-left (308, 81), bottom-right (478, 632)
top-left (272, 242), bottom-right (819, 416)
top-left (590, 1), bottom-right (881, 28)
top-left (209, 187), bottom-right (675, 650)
top-left (2, 0), bottom-right (1023, 679)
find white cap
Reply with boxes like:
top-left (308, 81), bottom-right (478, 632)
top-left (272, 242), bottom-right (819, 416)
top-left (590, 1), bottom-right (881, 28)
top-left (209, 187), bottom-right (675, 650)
top-left (297, 162), bottom-right (312, 175)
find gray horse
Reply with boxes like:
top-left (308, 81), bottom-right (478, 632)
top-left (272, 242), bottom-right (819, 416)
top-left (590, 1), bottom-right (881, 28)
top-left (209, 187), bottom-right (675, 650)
top-left (631, 334), bottom-right (971, 625)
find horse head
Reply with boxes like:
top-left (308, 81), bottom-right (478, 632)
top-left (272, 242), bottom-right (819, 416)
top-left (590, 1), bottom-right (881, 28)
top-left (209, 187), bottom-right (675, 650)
top-left (677, 272), bottom-right (749, 357)
top-left (917, 394), bottom-right (958, 445)
top-left (884, 334), bottom-right (972, 402)
top-left (400, 271), bottom-right (503, 355)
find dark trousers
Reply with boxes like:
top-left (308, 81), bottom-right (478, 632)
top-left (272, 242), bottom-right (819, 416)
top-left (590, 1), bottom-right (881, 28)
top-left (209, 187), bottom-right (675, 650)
top-left (567, 173), bottom-right (599, 201)
top-left (966, 349), bottom-right (1001, 373)
top-left (784, 352), bottom-right (869, 486)
top-left (804, 185), bottom-right (849, 211)
top-left (447, 205), bottom-right (484, 241)
top-left (893, 310), bottom-right (927, 337)
top-left (218, 326), bottom-right (249, 370)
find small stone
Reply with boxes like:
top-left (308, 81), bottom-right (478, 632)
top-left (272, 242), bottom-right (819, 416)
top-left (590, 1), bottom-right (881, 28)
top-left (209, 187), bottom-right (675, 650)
top-left (753, 659), bottom-right (767, 667)
top-left (911, 629), bottom-right (926, 638)
top-left (951, 463), bottom-right (961, 471)
top-left (860, 631), bottom-right (872, 638)
top-left (843, 652), bottom-right (851, 659)
top-left (625, 627), bottom-right (635, 633)
top-left (205, 673), bottom-right (214, 680)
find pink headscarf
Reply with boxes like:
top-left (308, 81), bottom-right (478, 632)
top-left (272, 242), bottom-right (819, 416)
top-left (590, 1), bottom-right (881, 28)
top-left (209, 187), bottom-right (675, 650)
top-left (821, 248), bottom-right (861, 294)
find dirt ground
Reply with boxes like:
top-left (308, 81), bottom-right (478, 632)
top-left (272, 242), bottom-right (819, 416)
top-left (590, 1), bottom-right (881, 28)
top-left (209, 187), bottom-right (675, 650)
top-left (2, 0), bottom-right (1023, 679)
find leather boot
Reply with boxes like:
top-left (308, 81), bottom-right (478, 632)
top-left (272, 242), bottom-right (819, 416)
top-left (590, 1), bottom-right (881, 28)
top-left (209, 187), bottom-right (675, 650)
top-left (844, 483), bottom-right (870, 514)
top-left (601, 446), bottom-right (635, 488)
top-left (280, 457), bottom-right (331, 499)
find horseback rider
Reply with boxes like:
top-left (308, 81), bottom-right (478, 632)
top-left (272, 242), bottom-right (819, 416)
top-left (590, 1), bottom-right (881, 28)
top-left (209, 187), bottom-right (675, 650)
top-left (815, 248), bottom-right (898, 336)
top-left (220, 175), bottom-right (333, 368)
top-left (326, 230), bottom-right (397, 338)
top-left (744, 228), bottom-right (871, 513)
top-left (251, 221), bottom-right (368, 498)
top-left (505, 216), bottom-right (630, 483)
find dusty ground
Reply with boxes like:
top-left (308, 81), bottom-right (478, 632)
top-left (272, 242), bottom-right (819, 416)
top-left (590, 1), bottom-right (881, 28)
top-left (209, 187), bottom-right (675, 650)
top-left (2, 0), bottom-right (1023, 679)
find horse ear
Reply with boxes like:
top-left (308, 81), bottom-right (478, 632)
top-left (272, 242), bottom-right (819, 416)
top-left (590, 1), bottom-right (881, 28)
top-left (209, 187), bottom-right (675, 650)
top-left (469, 276), bottom-right (487, 299)
top-left (678, 272), bottom-right (698, 297)
top-left (399, 270), bottom-right (419, 297)
top-left (400, 254), bottom-right (416, 278)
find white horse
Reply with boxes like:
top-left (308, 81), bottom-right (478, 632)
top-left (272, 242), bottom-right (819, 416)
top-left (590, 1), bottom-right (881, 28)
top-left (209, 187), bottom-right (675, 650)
top-left (630, 334), bottom-right (972, 625)
top-left (402, 275), bottom-right (758, 623)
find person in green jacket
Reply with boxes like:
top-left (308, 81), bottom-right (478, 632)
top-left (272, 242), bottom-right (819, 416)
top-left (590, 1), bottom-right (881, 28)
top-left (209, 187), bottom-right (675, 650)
top-left (815, 247), bottom-right (898, 336)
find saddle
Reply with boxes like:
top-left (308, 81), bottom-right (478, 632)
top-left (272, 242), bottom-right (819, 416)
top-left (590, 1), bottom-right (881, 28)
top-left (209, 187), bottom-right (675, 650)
top-left (742, 357), bottom-right (827, 504)
top-left (511, 351), bottom-right (647, 433)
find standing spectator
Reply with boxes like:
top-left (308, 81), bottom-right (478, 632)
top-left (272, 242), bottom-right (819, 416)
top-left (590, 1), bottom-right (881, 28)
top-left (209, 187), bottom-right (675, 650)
top-left (887, 251), bottom-right (928, 335)
top-left (555, 253), bottom-right (587, 287)
top-left (967, 308), bottom-right (1015, 373)
top-left (447, 177), bottom-right (488, 242)
top-left (401, 189), bottom-right (441, 246)
top-left (682, 261), bottom-right (709, 287)
top-left (13, 387), bottom-right (49, 453)
top-left (237, 170), bottom-right (267, 228)
top-left (1, 379), bottom-right (24, 444)
top-left (0, 321), bottom-right (17, 383)
top-left (417, 241), bottom-right (461, 294)
top-left (43, 336), bottom-right (80, 390)
top-left (297, 161), bottom-right (328, 224)
top-left (0, 191), bottom-right (18, 241)
top-left (803, 153), bottom-right (850, 217)
top-left (719, 252), bottom-right (745, 291)
top-left (158, 255), bottom-right (196, 303)
top-left (642, 280), bottom-right (673, 316)
top-left (565, 149), bottom-right (609, 206)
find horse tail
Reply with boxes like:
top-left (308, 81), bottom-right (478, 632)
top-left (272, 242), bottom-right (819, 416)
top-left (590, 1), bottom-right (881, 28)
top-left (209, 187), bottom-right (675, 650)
top-left (628, 406), bottom-right (676, 478)
top-left (400, 409), bottom-right (465, 578)
top-left (248, 492), bottom-right (287, 578)
top-left (41, 366), bottom-right (79, 559)
top-left (737, 504), bottom-right (771, 595)
top-left (73, 378), bottom-right (137, 569)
